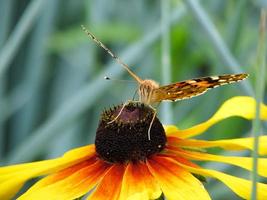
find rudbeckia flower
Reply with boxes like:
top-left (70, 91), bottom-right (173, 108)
top-left (1, 96), bottom-right (267, 200)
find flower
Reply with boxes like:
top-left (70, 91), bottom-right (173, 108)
top-left (1, 96), bottom-right (267, 200)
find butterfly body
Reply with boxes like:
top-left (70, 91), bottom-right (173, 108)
top-left (138, 79), bottom-right (159, 105)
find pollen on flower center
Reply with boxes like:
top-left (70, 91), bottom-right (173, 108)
top-left (95, 102), bottom-right (167, 163)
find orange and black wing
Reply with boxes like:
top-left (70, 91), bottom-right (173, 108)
top-left (152, 73), bottom-right (248, 102)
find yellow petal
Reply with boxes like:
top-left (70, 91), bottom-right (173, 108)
top-left (164, 125), bottom-right (179, 135)
top-left (18, 160), bottom-right (109, 200)
top-left (0, 181), bottom-right (24, 200)
top-left (167, 146), bottom-right (267, 177)
top-left (167, 136), bottom-right (267, 155)
top-left (0, 145), bottom-right (95, 200)
top-left (119, 162), bottom-right (162, 200)
top-left (167, 96), bottom-right (267, 138)
top-left (147, 156), bottom-right (211, 200)
top-left (87, 164), bottom-right (125, 200)
top-left (0, 145), bottom-right (95, 176)
top-left (175, 160), bottom-right (267, 200)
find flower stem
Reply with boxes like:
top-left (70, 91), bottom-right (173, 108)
top-left (251, 9), bottom-right (266, 200)
top-left (160, 0), bottom-right (173, 124)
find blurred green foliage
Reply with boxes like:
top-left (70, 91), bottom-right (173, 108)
top-left (0, 0), bottom-right (266, 199)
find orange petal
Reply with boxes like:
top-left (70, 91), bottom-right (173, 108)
top-left (147, 156), bottom-right (211, 200)
top-left (175, 160), bottom-right (267, 200)
top-left (18, 159), bottom-right (109, 200)
top-left (24, 157), bottom-right (98, 191)
top-left (167, 146), bottom-right (267, 178)
top-left (0, 145), bottom-right (95, 200)
top-left (168, 136), bottom-right (267, 155)
top-left (158, 152), bottom-right (200, 168)
top-left (119, 162), bottom-right (162, 200)
top-left (167, 96), bottom-right (267, 138)
top-left (87, 164), bottom-right (125, 200)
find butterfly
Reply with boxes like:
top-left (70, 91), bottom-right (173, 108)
top-left (81, 25), bottom-right (248, 105)
top-left (81, 25), bottom-right (248, 139)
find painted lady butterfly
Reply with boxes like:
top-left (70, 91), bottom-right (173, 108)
top-left (81, 25), bottom-right (248, 139)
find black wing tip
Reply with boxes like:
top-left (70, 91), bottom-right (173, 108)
top-left (238, 73), bottom-right (249, 80)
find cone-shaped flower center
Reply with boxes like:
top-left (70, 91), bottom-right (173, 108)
top-left (95, 102), bottom-right (167, 163)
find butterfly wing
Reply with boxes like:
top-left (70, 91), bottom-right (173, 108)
top-left (152, 73), bottom-right (248, 102)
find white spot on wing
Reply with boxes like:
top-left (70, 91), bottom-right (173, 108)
top-left (210, 76), bottom-right (219, 80)
top-left (187, 80), bottom-right (197, 84)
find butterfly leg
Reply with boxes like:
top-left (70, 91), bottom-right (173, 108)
top-left (147, 106), bottom-right (158, 141)
top-left (107, 100), bottom-right (140, 124)
top-left (107, 101), bottom-right (129, 124)
top-left (147, 103), bottom-right (161, 140)
top-left (131, 88), bottom-right (138, 101)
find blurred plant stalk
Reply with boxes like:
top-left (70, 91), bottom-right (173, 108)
top-left (184, 0), bottom-right (254, 96)
top-left (160, 0), bottom-right (173, 124)
top-left (251, 9), bottom-right (266, 200)
top-left (0, 0), bottom-right (46, 76)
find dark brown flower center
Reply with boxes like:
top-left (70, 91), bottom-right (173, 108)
top-left (95, 102), bottom-right (167, 163)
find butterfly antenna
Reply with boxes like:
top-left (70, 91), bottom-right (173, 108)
top-left (104, 76), bottom-right (135, 83)
top-left (81, 25), bottom-right (143, 84)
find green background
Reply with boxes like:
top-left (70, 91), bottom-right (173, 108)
top-left (0, 0), bottom-right (266, 199)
